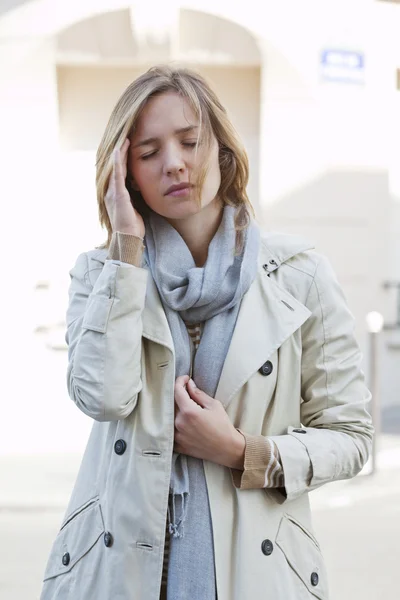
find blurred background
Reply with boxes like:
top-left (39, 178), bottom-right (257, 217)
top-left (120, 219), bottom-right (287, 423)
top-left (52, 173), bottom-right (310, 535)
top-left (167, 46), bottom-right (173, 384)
top-left (1, 0), bottom-right (400, 598)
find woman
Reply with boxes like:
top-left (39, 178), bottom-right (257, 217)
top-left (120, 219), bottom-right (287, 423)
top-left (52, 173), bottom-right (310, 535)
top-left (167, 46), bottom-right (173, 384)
top-left (41, 65), bottom-right (373, 600)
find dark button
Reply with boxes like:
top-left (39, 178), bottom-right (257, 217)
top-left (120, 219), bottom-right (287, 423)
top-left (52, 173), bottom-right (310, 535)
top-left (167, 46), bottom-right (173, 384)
top-left (261, 539), bottom-right (274, 556)
top-left (104, 532), bottom-right (113, 547)
top-left (293, 428), bottom-right (306, 434)
top-left (62, 552), bottom-right (70, 566)
top-left (114, 439), bottom-right (127, 455)
top-left (259, 361), bottom-right (273, 376)
top-left (263, 260), bottom-right (278, 272)
top-left (311, 572), bottom-right (319, 586)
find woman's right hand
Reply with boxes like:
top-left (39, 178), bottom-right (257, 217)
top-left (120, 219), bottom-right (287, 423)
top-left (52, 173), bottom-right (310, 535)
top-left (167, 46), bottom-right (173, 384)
top-left (104, 138), bottom-right (145, 239)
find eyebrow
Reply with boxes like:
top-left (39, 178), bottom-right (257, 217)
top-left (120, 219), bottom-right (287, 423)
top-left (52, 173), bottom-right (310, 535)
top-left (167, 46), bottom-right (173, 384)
top-left (132, 125), bottom-right (199, 148)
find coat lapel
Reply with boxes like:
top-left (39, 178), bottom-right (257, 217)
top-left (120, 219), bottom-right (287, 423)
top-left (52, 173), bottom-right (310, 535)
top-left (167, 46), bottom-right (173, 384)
top-left (215, 264), bottom-right (311, 410)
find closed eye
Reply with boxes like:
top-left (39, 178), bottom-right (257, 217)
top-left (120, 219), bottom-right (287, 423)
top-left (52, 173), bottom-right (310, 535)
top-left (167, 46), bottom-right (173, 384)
top-left (140, 141), bottom-right (197, 160)
top-left (140, 151), bottom-right (157, 160)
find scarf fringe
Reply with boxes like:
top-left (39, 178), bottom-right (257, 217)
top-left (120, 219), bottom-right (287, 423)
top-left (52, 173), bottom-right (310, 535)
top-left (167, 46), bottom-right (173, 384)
top-left (167, 491), bottom-right (190, 539)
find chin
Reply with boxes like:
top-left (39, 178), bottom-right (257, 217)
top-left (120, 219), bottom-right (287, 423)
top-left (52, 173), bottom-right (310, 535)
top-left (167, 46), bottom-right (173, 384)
top-left (150, 199), bottom-right (203, 221)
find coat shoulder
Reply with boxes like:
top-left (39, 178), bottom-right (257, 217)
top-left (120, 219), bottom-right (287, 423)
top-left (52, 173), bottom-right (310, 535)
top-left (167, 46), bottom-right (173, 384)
top-left (68, 247), bottom-right (109, 289)
top-left (72, 248), bottom-right (109, 274)
top-left (259, 229), bottom-right (333, 281)
top-left (86, 247), bottom-right (109, 264)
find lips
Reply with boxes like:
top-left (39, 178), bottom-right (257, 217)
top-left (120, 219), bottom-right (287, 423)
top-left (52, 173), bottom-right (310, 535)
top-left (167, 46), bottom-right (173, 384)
top-left (165, 182), bottom-right (192, 195)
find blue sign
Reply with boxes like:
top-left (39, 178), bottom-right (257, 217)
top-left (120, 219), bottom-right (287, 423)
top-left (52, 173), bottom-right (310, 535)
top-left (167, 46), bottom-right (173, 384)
top-left (320, 49), bottom-right (365, 84)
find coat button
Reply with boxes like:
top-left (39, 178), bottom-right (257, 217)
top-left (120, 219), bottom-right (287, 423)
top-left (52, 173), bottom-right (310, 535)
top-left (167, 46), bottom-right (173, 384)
top-left (62, 552), bottom-right (70, 566)
top-left (311, 572), bottom-right (319, 586)
top-left (261, 539), bottom-right (274, 555)
top-left (104, 532), bottom-right (113, 547)
top-left (259, 361), bottom-right (273, 376)
top-left (114, 439), bottom-right (127, 455)
top-left (293, 429), bottom-right (306, 434)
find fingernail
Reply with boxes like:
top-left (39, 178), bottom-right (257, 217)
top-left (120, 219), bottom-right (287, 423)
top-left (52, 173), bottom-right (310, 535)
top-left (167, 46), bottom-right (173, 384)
top-left (189, 379), bottom-right (196, 388)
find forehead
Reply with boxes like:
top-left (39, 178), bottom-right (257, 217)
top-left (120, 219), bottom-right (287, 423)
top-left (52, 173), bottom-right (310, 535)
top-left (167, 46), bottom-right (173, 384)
top-left (133, 92), bottom-right (198, 137)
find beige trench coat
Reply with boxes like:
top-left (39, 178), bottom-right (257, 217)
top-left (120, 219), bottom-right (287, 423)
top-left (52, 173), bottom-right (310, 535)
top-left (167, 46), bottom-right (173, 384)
top-left (40, 232), bottom-right (373, 600)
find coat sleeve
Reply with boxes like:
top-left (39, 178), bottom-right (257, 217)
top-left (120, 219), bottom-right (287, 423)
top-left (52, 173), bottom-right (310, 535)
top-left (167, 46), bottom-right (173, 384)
top-left (269, 253), bottom-right (373, 502)
top-left (66, 251), bottom-right (148, 422)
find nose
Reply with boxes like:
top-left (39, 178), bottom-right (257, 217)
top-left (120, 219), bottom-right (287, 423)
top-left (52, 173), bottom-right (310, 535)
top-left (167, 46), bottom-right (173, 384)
top-left (163, 143), bottom-right (186, 176)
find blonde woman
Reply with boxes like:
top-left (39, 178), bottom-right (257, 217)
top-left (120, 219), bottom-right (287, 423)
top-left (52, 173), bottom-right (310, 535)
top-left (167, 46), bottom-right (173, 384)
top-left (41, 65), bottom-right (373, 600)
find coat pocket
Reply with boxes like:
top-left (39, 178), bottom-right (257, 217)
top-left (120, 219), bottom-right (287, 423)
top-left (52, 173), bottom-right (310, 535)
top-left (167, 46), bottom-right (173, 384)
top-left (43, 498), bottom-right (105, 581)
top-left (275, 513), bottom-right (329, 599)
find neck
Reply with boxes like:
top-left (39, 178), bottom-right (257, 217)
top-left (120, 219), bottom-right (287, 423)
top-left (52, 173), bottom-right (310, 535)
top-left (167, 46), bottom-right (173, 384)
top-left (167, 198), bottom-right (224, 267)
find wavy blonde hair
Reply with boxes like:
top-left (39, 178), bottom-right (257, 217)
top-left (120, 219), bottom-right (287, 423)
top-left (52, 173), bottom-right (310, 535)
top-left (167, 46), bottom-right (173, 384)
top-left (96, 65), bottom-right (255, 251)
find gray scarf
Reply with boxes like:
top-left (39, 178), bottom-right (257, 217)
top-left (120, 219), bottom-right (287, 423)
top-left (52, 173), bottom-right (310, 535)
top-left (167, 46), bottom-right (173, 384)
top-left (144, 204), bottom-right (260, 600)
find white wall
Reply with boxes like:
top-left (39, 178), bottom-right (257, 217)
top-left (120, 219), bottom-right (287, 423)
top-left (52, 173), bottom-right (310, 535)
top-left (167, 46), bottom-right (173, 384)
top-left (0, 38), bottom-right (84, 455)
top-left (248, 1), bottom-right (395, 367)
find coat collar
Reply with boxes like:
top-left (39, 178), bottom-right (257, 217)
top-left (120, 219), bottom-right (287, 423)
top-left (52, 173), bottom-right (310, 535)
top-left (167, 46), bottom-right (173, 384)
top-left (258, 231), bottom-right (315, 273)
top-left (214, 233), bottom-right (314, 408)
top-left (91, 231), bottom-right (314, 407)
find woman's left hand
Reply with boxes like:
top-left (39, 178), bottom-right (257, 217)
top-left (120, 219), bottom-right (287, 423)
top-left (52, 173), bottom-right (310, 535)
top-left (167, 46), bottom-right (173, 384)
top-left (173, 375), bottom-right (245, 470)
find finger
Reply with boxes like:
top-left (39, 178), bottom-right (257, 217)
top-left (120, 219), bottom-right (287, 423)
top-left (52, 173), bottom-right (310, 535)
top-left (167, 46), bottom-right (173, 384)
top-left (121, 137), bottom-right (130, 152)
top-left (174, 378), bottom-right (192, 413)
top-left (113, 146), bottom-right (128, 195)
top-left (119, 138), bottom-right (130, 181)
top-left (175, 375), bottom-right (190, 388)
top-left (112, 148), bottom-right (123, 186)
top-left (187, 379), bottom-right (212, 409)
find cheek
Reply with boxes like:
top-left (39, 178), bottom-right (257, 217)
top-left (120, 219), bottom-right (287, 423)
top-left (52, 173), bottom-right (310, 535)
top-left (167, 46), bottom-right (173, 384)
top-left (131, 160), bottom-right (155, 191)
top-left (130, 158), bottom-right (143, 180)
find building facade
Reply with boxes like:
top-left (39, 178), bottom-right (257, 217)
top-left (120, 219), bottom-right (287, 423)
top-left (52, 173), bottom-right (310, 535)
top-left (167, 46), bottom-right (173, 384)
top-left (1, 0), bottom-right (399, 452)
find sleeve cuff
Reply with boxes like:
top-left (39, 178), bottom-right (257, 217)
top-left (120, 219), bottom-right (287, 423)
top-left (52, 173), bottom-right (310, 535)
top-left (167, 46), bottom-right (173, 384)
top-left (107, 232), bottom-right (144, 266)
top-left (230, 431), bottom-right (285, 490)
top-left (268, 430), bottom-right (313, 502)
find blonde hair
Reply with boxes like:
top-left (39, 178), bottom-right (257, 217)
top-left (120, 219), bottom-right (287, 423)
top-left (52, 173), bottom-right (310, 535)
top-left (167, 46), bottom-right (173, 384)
top-left (96, 65), bottom-right (255, 251)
